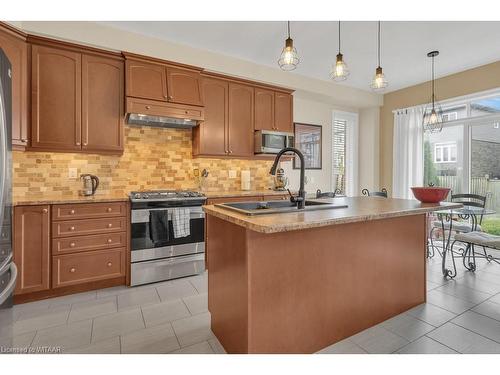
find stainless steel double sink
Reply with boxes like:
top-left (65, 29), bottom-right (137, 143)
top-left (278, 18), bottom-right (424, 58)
top-left (215, 199), bottom-right (348, 216)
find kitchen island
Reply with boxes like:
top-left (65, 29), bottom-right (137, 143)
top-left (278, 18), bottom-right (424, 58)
top-left (203, 196), bottom-right (462, 353)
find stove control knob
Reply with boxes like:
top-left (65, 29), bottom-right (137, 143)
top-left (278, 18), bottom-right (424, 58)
top-left (134, 193), bottom-right (142, 199)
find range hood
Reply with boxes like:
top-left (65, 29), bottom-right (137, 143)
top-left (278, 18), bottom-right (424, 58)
top-left (126, 113), bottom-right (198, 129)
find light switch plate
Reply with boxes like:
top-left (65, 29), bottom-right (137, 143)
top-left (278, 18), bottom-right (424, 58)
top-left (68, 167), bottom-right (78, 179)
top-left (228, 170), bottom-right (237, 179)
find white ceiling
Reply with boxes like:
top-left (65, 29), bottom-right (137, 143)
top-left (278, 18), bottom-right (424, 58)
top-left (100, 21), bottom-right (500, 93)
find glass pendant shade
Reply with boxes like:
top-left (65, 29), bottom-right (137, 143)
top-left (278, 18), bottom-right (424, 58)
top-left (370, 66), bottom-right (388, 91)
top-left (330, 53), bottom-right (350, 81)
top-left (278, 37), bottom-right (300, 71)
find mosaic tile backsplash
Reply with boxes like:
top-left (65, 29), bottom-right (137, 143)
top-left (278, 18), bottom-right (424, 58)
top-left (13, 125), bottom-right (275, 199)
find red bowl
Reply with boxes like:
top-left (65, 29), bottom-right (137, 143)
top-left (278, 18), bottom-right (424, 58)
top-left (411, 187), bottom-right (450, 203)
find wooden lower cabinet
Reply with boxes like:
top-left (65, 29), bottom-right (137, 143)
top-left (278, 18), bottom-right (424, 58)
top-left (13, 202), bottom-right (129, 302)
top-left (52, 248), bottom-right (125, 288)
top-left (13, 205), bottom-right (51, 295)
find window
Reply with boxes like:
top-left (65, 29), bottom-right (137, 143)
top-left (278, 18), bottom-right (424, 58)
top-left (332, 119), bottom-right (346, 194)
top-left (434, 142), bottom-right (457, 163)
top-left (442, 112), bottom-right (458, 121)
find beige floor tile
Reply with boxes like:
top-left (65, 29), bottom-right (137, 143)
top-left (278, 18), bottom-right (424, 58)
top-left (13, 305), bottom-right (71, 335)
top-left (48, 291), bottom-right (97, 308)
top-left (427, 322), bottom-right (500, 353)
top-left (69, 337), bottom-right (121, 354)
top-left (141, 299), bottom-right (190, 327)
top-left (381, 313), bottom-right (435, 341)
top-left (472, 300), bottom-right (500, 321)
top-left (316, 338), bottom-right (367, 354)
top-left (208, 337), bottom-right (226, 354)
top-left (406, 303), bottom-right (456, 327)
top-left (96, 285), bottom-right (131, 299)
top-left (68, 296), bottom-right (117, 323)
top-left (454, 274), bottom-right (500, 294)
top-left (183, 293), bottom-right (208, 315)
top-left (350, 325), bottom-right (409, 354)
top-left (171, 312), bottom-right (214, 347)
top-left (121, 322), bottom-right (180, 354)
top-left (92, 308), bottom-right (145, 342)
top-left (117, 288), bottom-right (160, 311)
top-left (434, 282), bottom-right (492, 304)
top-left (156, 279), bottom-right (198, 302)
top-left (187, 273), bottom-right (208, 294)
top-left (452, 310), bottom-right (500, 342)
top-left (396, 336), bottom-right (457, 354)
top-left (0, 331), bottom-right (36, 350)
top-left (427, 290), bottom-right (476, 314)
top-left (32, 320), bottom-right (93, 352)
top-left (170, 341), bottom-right (214, 354)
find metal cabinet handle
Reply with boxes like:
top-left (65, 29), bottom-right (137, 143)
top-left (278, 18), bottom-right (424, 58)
top-left (107, 239), bottom-right (112, 243)
top-left (76, 142), bottom-right (81, 146)
top-left (145, 105), bottom-right (151, 110)
top-left (107, 262), bottom-right (112, 267)
top-left (42, 208), bottom-right (48, 213)
top-left (70, 242), bottom-right (76, 247)
top-left (70, 209), bottom-right (75, 214)
top-left (69, 226), bottom-right (75, 231)
top-left (70, 267), bottom-right (76, 273)
top-left (107, 207), bottom-right (112, 212)
top-left (229, 150), bottom-right (233, 154)
top-left (21, 139), bottom-right (27, 143)
top-left (107, 223), bottom-right (113, 228)
top-left (83, 143), bottom-right (88, 146)
top-left (168, 95), bottom-right (173, 100)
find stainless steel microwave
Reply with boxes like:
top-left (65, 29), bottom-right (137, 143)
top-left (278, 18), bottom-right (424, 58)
top-left (254, 130), bottom-right (294, 154)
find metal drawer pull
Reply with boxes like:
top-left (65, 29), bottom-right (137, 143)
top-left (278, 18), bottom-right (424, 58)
top-left (70, 267), bottom-right (76, 273)
top-left (107, 207), bottom-right (112, 212)
top-left (69, 226), bottom-right (75, 231)
top-left (70, 209), bottom-right (75, 214)
top-left (107, 239), bottom-right (112, 243)
top-left (107, 223), bottom-right (113, 228)
top-left (70, 242), bottom-right (76, 247)
top-left (42, 208), bottom-right (48, 213)
top-left (145, 105), bottom-right (151, 109)
top-left (107, 262), bottom-right (112, 267)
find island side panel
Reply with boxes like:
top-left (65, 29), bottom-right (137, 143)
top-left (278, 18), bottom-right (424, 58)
top-left (246, 214), bottom-right (427, 353)
top-left (206, 215), bottom-right (250, 353)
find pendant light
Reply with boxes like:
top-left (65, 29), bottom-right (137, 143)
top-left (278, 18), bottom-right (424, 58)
top-left (330, 21), bottom-right (349, 81)
top-left (423, 50), bottom-right (444, 133)
top-left (370, 21), bottom-right (388, 91)
top-left (278, 21), bottom-right (300, 71)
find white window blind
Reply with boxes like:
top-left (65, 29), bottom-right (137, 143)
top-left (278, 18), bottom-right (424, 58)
top-left (332, 119), bottom-right (347, 194)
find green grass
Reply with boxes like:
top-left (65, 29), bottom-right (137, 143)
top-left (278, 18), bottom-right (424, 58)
top-left (482, 217), bottom-right (500, 236)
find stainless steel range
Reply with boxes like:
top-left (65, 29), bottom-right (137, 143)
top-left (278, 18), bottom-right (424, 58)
top-left (130, 190), bottom-right (206, 286)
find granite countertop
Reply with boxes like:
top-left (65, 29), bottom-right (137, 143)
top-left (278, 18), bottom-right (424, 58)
top-left (12, 189), bottom-right (288, 206)
top-left (203, 196), bottom-right (463, 233)
top-left (12, 192), bottom-right (130, 206)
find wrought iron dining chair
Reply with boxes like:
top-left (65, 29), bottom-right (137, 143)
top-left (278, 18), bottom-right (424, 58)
top-left (428, 193), bottom-right (487, 259)
top-left (316, 189), bottom-right (341, 198)
top-left (361, 188), bottom-right (388, 198)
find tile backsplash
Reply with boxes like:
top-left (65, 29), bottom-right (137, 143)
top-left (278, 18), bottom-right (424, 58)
top-left (13, 125), bottom-right (274, 199)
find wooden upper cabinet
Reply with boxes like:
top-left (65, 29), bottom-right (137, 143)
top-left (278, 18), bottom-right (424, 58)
top-left (31, 45), bottom-right (82, 151)
top-left (13, 205), bottom-right (51, 295)
top-left (254, 88), bottom-right (274, 131)
top-left (125, 59), bottom-right (167, 101)
top-left (274, 91), bottom-right (293, 132)
top-left (166, 66), bottom-right (203, 106)
top-left (228, 83), bottom-right (254, 157)
top-left (82, 54), bottom-right (124, 153)
top-left (0, 25), bottom-right (28, 148)
top-left (194, 77), bottom-right (228, 156)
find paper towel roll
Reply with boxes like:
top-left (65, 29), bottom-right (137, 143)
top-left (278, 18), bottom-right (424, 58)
top-left (241, 170), bottom-right (251, 191)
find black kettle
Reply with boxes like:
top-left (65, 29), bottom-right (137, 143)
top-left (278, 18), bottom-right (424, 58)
top-left (80, 174), bottom-right (99, 196)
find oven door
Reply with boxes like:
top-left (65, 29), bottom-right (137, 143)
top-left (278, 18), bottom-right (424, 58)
top-left (131, 206), bottom-right (205, 262)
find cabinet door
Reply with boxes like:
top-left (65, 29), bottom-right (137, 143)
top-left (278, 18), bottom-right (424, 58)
top-left (166, 66), bottom-right (203, 106)
top-left (196, 77), bottom-right (227, 156)
top-left (13, 205), bottom-right (51, 295)
top-left (82, 54), bottom-right (124, 153)
top-left (125, 59), bottom-right (167, 101)
top-left (254, 88), bottom-right (275, 131)
top-left (275, 92), bottom-right (293, 132)
top-left (0, 28), bottom-right (28, 148)
top-left (228, 83), bottom-right (254, 157)
top-left (31, 45), bottom-right (82, 151)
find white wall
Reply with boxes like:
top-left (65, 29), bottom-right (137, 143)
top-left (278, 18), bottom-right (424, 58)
top-left (358, 107), bottom-right (381, 192)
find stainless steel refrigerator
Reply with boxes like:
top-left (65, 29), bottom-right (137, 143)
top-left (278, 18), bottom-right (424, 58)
top-left (0, 48), bottom-right (17, 345)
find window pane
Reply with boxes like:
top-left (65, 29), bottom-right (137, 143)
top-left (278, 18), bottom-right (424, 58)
top-left (332, 119), bottom-right (346, 194)
top-left (470, 95), bottom-right (500, 117)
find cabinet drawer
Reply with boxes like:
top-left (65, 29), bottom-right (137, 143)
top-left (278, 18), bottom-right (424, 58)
top-left (52, 232), bottom-right (126, 255)
top-left (52, 202), bottom-right (127, 221)
top-left (52, 247), bottom-right (125, 288)
top-left (52, 217), bottom-right (127, 238)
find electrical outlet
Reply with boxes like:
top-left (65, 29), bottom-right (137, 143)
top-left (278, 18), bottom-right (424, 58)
top-left (68, 167), bottom-right (78, 179)
top-left (228, 170), bottom-right (237, 179)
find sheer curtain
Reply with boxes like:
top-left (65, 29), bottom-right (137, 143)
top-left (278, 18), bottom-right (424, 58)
top-left (392, 107), bottom-right (424, 199)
